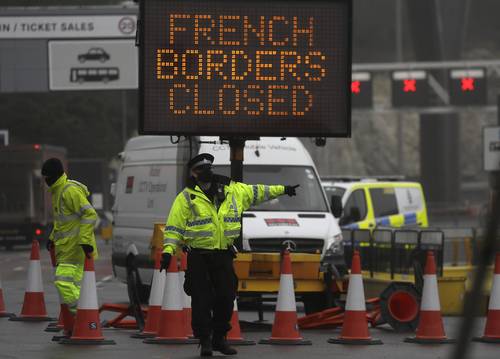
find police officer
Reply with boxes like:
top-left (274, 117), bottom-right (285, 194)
top-left (161, 154), bottom-right (299, 356)
top-left (42, 158), bottom-right (98, 325)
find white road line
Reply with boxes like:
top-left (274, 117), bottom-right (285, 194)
top-left (13, 266), bottom-right (24, 271)
top-left (96, 275), bottom-right (113, 287)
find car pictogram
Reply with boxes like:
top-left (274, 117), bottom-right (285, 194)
top-left (78, 48), bottom-right (110, 63)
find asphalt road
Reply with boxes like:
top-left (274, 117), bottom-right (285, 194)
top-left (1, 240), bottom-right (498, 359)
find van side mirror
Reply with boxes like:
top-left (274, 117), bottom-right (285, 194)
top-left (331, 195), bottom-right (343, 218)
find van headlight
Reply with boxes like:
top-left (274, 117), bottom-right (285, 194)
top-left (326, 233), bottom-right (344, 256)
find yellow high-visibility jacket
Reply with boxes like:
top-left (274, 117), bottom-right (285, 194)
top-left (163, 182), bottom-right (285, 254)
top-left (48, 174), bottom-right (98, 264)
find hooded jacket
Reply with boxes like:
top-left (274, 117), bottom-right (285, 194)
top-left (48, 173), bottom-right (98, 264)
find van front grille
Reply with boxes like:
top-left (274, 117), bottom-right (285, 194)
top-left (248, 238), bottom-right (324, 253)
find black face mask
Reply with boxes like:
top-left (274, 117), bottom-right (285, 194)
top-left (197, 167), bottom-right (214, 183)
top-left (44, 176), bottom-right (58, 187)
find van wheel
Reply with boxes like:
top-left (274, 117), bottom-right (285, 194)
top-left (302, 293), bottom-right (327, 315)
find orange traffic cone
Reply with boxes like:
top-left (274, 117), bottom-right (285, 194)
top-left (52, 304), bottom-right (75, 342)
top-left (59, 256), bottom-right (115, 345)
top-left (473, 252), bottom-right (500, 343)
top-left (10, 240), bottom-right (52, 322)
top-left (143, 256), bottom-right (197, 344)
top-left (328, 250), bottom-right (382, 345)
top-left (259, 250), bottom-right (311, 345)
top-left (405, 251), bottom-right (455, 344)
top-left (179, 251), bottom-right (194, 338)
top-left (131, 249), bottom-right (166, 339)
top-left (0, 275), bottom-right (14, 318)
top-left (227, 299), bottom-right (255, 345)
top-left (46, 246), bottom-right (64, 333)
top-left (45, 306), bottom-right (65, 332)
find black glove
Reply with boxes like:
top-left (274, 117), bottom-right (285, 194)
top-left (284, 184), bottom-right (300, 196)
top-left (81, 244), bottom-right (93, 259)
top-left (46, 240), bottom-right (54, 252)
top-left (160, 253), bottom-right (172, 272)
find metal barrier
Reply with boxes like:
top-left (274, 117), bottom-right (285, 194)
top-left (442, 228), bottom-right (476, 266)
top-left (372, 228), bottom-right (393, 277)
top-left (393, 229), bottom-right (419, 276)
top-left (341, 229), bottom-right (353, 267)
top-left (348, 227), bottom-right (448, 278)
top-left (419, 230), bottom-right (445, 276)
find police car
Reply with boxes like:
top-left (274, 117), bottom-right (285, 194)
top-left (322, 177), bottom-right (429, 230)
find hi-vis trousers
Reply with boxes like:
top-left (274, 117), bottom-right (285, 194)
top-left (54, 263), bottom-right (84, 314)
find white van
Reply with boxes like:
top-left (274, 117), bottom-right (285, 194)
top-left (111, 136), bottom-right (345, 298)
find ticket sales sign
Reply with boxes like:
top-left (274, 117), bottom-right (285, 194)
top-left (139, 0), bottom-right (352, 137)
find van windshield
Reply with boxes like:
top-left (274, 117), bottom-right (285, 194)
top-left (213, 165), bottom-right (329, 212)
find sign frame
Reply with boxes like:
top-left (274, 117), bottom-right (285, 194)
top-left (483, 126), bottom-right (500, 172)
top-left (0, 15), bottom-right (137, 39)
top-left (0, 130), bottom-right (8, 146)
top-left (48, 39), bottom-right (138, 91)
top-left (138, 0), bottom-right (352, 138)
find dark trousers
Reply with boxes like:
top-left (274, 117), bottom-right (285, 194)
top-left (185, 249), bottom-right (238, 339)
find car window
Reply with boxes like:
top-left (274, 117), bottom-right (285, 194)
top-left (341, 189), bottom-right (367, 224)
top-left (370, 188), bottom-right (398, 217)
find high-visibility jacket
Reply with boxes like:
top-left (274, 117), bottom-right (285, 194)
top-left (163, 182), bottom-right (285, 254)
top-left (48, 173), bottom-right (98, 264)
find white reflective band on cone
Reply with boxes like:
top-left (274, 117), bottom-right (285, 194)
top-left (77, 271), bottom-right (99, 310)
top-left (420, 274), bottom-right (441, 311)
top-left (26, 260), bottom-right (44, 292)
top-left (162, 272), bottom-right (182, 310)
top-left (149, 269), bottom-right (166, 307)
top-left (275, 274), bottom-right (297, 312)
top-left (489, 275), bottom-right (500, 310)
top-left (345, 274), bottom-right (366, 311)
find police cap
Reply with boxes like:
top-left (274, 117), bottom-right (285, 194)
top-left (188, 153), bottom-right (214, 171)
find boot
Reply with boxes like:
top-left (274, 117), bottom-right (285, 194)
top-left (199, 336), bottom-right (213, 357)
top-left (212, 334), bottom-right (238, 355)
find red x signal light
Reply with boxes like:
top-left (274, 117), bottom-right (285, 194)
top-left (461, 77), bottom-right (475, 92)
top-left (403, 79), bottom-right (417, 93)
top-left (351, 81), bottom-right (361, 94)
top-left (449, 69), bottom-right (486, 106)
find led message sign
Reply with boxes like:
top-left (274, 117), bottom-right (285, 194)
top-left (139, 0), bottom-right (352, 137)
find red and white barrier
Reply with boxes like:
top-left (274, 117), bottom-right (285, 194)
top-left (405, 251), bottom-right (455, 344)
top-left (143, 256), bottom-right (197, 344)
top-left (328, 250), bottom-right (382, 345)
top-left (227, 299), bottom-right (255, 345)
top-left (10, 240), bottom-right (51, 322)
top-left (0, 275), bottom-right (14, 318)
top-left (59, 257), bottom-right (115, 345)
top-left (260, 250), bottom-right (311, 345)
top-left (131, 249), bottom-right (166, 339)
top-left (474, 252), bottom-right (500, 343)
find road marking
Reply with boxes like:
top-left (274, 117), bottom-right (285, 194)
top-left (96, 275), bottom-right (113, 287)
top-left (13, 266), bottom-right (24, 271)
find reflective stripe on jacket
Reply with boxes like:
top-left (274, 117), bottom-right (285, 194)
top-left (163, 182), bottom-right (285, 254)
top-left (48, 173), bottom-right (98, 264)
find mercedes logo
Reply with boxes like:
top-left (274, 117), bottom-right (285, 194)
top-left (282, 240), bottom-right (297, 252)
